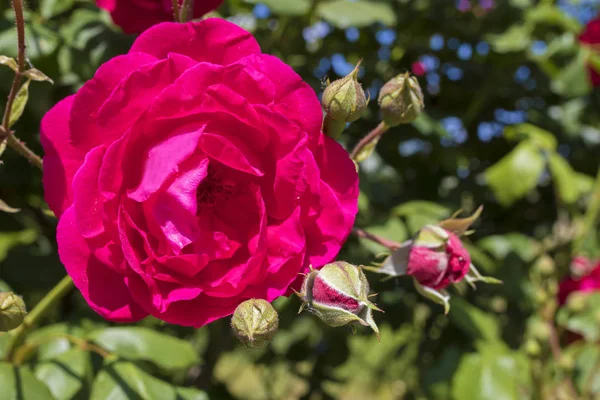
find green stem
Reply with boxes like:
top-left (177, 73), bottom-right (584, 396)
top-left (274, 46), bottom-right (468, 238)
top-left (4, 276), bottom-right (74, 361)
top-left (349, 121), bottom-right (388, 161)
top-left (573, 167), bottom-right (600, 254)
top-left (179, 0), bottom-right (194, 22)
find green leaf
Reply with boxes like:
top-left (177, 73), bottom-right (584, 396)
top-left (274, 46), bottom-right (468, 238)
top-left (175, 387), bottom-right (209, 400)
top-left (525, 4), bottom-right (581, 33)
top-left (551, 47), bottom-right (592, 98)
top-left (359, 218), bottom-right (407, 253)
top-left (556, 293), bottom-right (600, 342)
top-left (477, 233), bottom-right (541, 262)
top-left (574, 344), bottom-right (600, 394)
top-left (451, 344), bottom-right (530, 400)
top-left (484, 141), bottom-right (545, 207)
top-left (27, 323), bottom-right (87, 361)
top-left (0, 230), bottom-right (37, 263)
top-left (90, 359), bottom-right (177, 400)
top-left (486, 25), bottom-right (532, 53)
top-left (449, 298), bottom-right (500, 341)
top-left (22, 68), bottom-right (54, 84)
top-left (503, 123), bottom-right (557, 151)
top-left (243, 0), bottom-right (311, 16)
top-left (34, 348), bottom-right (91, 400)
top-left (0, 56), bottom-right (18, 72)
top-left (8, 79), bottom-right (30, 128)
top-left (89, 327), bottom-right (199, 372)
top-left (393, 201), bottom-right (451, 221)
top-left (0, 362), bottom-right (55, 400)
top-left (40, 0), bottom-right (76, 19)
top-left (317, 1), bottom-right (396, 29)
top-left (548, 153), bottom-right (581, 204)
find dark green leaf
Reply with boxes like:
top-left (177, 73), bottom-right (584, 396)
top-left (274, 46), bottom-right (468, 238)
top-left (0, 362), bottom-right (55, 400)
top-left (90, 359), bottom-right (176, 400)
top-left (8, 79), bottom-right (30, 128)
top-left (89, 327), bottom-right (199, 372)
top-left (40, 0), bottom-right (76, 19)
top-left (34, 348), bottom-right (91, 400)
top-left (317, 1), bottom-right (396, 29)
top-left (484, 141), bottom-right (545, 207)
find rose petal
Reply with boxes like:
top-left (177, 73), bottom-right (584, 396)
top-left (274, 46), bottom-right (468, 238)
top-left (40, 95), bottom-right (86, 217)
top-left (72, 146), bottom-right (107, 238)
top-left (129, 19), bottom-right (260, 64)
top-left (57, 207), bottom-right (148, 322)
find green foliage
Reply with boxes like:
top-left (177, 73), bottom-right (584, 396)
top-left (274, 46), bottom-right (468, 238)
top-left (1, 0), bottom-right (600, 398)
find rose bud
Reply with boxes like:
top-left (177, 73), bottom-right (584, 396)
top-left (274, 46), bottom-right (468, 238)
top-left (231, 299), bottom-right (278, 348)
top-left (406, 225), bottom-right (471, 290)
top-left (0, 292), bottom-right (27, 332)
top-left (378, 72), bottom-right (424, 127)
top-left (570, 256), bottom-right (594, 278)
top-left (297, 261), bottom-right (381, 337)
top-left (322, 61), bottom-right (368, 139)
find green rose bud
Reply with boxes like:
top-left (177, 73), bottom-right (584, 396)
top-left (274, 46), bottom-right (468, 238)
top-left (231, 299), bottom-right (279, 348)
top-left (0, 292), bottom-right (26, 332)
top-left (378, 72), bottom-right (424, 127)
top-left (297, 262), bottom-right (381, 338)
top-left (322, 60), bottom-right (368, 139)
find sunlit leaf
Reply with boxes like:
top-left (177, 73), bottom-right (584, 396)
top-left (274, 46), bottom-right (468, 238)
top-left (0, 199), bottom-right (20, 214)
top-left (8, 79), bottom-right (30, 128)
top-left (548, 153), bottom-right (581, 204)
top-left (243, 0), bottom-right (311, 16)
top-left (484, 141), bottom-right (546, 207)
top-left (34, 348), bottom-right (91, 400)
top-left (89, 327), bottom-right (199, 372)
top-left (317, 1), bottom-right (396, 29)
top-left (0, 362), bottom-right (54, 400)
top-left (22, 68), bottom-right (53, 84)
top-left (0, 55), bottom-right (17, 72)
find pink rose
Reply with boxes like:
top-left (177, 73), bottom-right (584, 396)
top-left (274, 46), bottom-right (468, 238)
top-left (579, 16), bottom-right (600, 87)
top-left (41, 19), bottom-right (359, 327)
top-left (558, 258), bottom-right (600, 305)
top-left (406, 225), bottom-right (471, 290)
top-left (97, 0), bottom-right (223, 34)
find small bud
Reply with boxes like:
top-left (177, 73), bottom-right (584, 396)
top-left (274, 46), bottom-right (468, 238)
top-left (406, 225), bottom-right (471, 290)
top-left (322, 61), bottom-right (368, 139)
top-left (231, 299), bottom-right (278, 348)
top-left (534, 255), bottom-right (555, 276)
top-left (570, 256), bottom-right (593, 278)
top-left (297, 262), bottom-right (381, 337)
top-left (525, 339), bottom-right (541, 356)
top-left (378, 72), bottom-right (424, 127)
top-left (0, 292), bottom-right (26, 332)
top-left (566, 292), bottom-right (588, 312)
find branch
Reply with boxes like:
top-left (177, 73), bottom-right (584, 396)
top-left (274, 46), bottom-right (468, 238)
top-left (349, 122), bottom-right (388, 160)
top-left (352, 227), bottom-right (402, 250)
top-left (0, 0), bottom-right (44, 171)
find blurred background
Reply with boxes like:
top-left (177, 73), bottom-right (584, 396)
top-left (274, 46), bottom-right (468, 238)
top-left (2, 0), bottom-right (600, 399)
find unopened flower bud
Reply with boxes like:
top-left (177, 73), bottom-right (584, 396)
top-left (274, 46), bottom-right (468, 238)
top-left (566, 292), bottom-right (588, 312)
top-left (534, 255), bottom-right (555, 276)
top-left (378, 72), bottom-right (424, 127)
top-left (0, 292), bottom-right (26, 332)
top-left (406, 225), bottom-right (471, 290)
top-left (297, 262), bottom-right (381, 337)
top-left (322, 61), bottom-right (368, 139)
top-left (570, 256), bottom-right (593, 278)
top-left (231, 299), bottom-right (278, 348)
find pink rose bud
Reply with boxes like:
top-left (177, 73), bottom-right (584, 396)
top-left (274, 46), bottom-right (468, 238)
top-left (297, 262), bottom-right (381, 337)
top-left (406, 225), bottom-right (471, 290)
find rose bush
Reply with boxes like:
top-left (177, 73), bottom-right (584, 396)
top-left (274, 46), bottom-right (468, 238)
top-left (579, 16), bottom-right (600, 87)
top-left (97, 0), bottom-right (223, 34)
top-left (558, 257), bottom-right (600, 305)
top-left (41, 19), bottom-right (359, 327)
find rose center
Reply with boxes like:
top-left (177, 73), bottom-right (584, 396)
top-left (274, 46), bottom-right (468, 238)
top-left (196, 165), bottom-right (237, 208)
